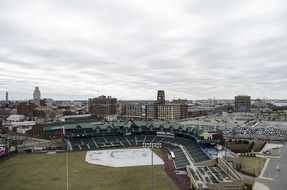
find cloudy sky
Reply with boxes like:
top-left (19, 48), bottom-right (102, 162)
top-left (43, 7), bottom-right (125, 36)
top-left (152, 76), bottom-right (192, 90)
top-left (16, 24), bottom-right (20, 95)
top-left (0, 0), bottom-right (287, 100)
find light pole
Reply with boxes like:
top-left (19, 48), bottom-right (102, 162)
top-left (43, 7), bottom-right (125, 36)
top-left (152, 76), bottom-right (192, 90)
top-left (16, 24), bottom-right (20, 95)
top-left (151, 148), bottom-right (154, 190)
top-left (66, 151), bottom-right (69, 190)
top-left (142, 142), bottom-right (162, 190)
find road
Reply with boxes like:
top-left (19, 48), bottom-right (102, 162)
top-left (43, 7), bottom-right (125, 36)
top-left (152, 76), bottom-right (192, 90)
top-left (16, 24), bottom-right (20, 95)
top-left (255, 144), bottom-right (287, 190)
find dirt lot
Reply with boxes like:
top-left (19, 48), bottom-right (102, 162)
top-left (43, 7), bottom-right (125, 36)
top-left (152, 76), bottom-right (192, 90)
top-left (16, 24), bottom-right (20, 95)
top-left (227, 142), bottom-right (250, 153)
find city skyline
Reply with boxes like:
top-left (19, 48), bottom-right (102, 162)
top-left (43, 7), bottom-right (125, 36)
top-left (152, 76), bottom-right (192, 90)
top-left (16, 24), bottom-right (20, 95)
top-left (1, 88), bottom-right (286, 101)
top-left (1, 0), bottom-right (287, 100)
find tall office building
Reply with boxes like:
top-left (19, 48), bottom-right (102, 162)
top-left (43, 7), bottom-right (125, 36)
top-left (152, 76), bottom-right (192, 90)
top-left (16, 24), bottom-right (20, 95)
top-left (157, 104), bottom-right (181, 121)
top-left (234, 95), bottom-right (251, 112)
top-left (88, 95), bottom-right (117, 118)
top-left (5, 92), bottom-right (8, 103)
top-left (172, 98), bottom-right (188, 119)
top-left (17, 102), bottom-right (36, 117)
top-left (121, 104), bottom-right (143, 119)
top-left (33, 87), bottom-right (41, 100)
top-left (146, 104), bottom-right (155, 120)
top-left (157, 90), bottom-right (165, 104)
top-left (155, 90), bottom-right (182, 121)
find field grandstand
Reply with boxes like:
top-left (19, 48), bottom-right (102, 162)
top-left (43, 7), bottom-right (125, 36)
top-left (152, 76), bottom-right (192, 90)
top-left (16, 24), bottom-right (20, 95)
top-left (56, 120), bottom-right (213, 170)
top-left (69, 134), bottom-right (210, 170)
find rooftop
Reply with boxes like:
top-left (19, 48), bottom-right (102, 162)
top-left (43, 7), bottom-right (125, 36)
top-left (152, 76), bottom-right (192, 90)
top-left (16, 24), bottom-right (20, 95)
top-left (41, 120), bottom-right (206, 134)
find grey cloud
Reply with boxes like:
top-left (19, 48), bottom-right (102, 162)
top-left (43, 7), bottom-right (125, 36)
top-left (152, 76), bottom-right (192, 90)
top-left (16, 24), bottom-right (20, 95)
top-left (0, 0), bottom-right (287, 100)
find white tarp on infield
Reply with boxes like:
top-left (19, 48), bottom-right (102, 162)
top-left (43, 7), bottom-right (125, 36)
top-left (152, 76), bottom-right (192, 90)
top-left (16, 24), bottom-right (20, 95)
top-left (85, 148), bottom-right (164, 167)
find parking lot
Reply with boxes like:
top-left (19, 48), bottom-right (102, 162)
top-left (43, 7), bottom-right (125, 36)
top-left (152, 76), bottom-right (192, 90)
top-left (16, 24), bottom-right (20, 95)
top-left (224, 127), bottom-right (287, 137)
top-left (223, 127), bottom-right (287, 141)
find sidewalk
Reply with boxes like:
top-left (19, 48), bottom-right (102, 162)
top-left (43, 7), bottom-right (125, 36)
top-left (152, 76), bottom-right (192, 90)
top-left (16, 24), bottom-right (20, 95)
top-left (253, 182), bottom-right (269, 190)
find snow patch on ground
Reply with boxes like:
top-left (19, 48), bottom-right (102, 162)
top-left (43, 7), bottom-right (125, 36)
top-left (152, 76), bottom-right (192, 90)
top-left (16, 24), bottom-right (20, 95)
top-left (85, 148), bottom-right (164, 167)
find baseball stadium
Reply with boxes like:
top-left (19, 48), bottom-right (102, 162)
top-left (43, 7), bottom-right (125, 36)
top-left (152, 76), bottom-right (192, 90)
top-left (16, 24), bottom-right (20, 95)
top-left (0, 120), bottom-right (244, 190)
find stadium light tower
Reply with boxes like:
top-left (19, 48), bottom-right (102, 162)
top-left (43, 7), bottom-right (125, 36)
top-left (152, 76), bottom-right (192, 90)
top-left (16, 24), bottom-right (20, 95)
top-left (66, 151), bottom-right (69, 190)
top-left (142, 142), bottom-right (162, 190)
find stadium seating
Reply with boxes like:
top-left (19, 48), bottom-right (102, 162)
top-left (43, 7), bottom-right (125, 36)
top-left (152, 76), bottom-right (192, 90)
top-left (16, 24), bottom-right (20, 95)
top-left (69, 134), bottom-right (210, 169)
top-left (104, 136), bottom-right (121, 146)
top-left (82, 138), bottom-right (97, 150)
top-left (162, 143), bottom-right (189, 169)
top-left (70, 138), bottom-right (83, 150)
top-left (144, 135), bottom-right (156, 143)
top-left (125, 135), bottom-right (137, 146)
top-left (115, 136), bottom-right (130, 146)
top-left (136, 135), bottom-right (145, 144)
top-left (93, 137), bottom-right (106, 147)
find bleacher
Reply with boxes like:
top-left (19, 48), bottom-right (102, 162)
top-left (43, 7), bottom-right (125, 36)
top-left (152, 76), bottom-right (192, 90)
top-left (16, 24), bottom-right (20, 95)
top-left (70, 138), bottom-right (83, 151)
top-left (115, 136), bottom-right (130, 146)
top-left (162, 143), bottom-right (189, 169)
top-left (173, 149), bottom-right (189, 169)
top-left (93, 137), bottom-right (106, 147)
top-left (184, 143), bottom-right (210, 163)
top-left (153, 136), bottom-right (173, 143)
top-left (125, 135), bottom-right (137, 146)
top-left (82, 138), bottom-right (97, 150)
top-left (136, 135), bottom-right (146, 144)
top-left (144, 135), bottom-right (156, 143)
top-left (104, 136), bottom-right (121, 146)
top-left (69, 134), bottom-right (210, 169)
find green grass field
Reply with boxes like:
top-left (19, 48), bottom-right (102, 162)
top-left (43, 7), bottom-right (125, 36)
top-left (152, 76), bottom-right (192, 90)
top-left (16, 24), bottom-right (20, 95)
top-left (238, 156), bottom-right (266, 176)
top-left (0, 151), bottom-right (178, 190)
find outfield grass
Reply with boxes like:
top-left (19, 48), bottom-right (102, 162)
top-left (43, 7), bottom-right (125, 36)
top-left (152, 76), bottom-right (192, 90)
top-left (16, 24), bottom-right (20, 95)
top-left (0, 151), bottom-right (178, 190)
top-left (238, 156), bottom-right (266, 177)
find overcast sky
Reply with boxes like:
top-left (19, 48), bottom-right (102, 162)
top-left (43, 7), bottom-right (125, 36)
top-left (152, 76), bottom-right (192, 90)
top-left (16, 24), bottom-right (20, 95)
top-left (0, 0), bottom-right (287, 100)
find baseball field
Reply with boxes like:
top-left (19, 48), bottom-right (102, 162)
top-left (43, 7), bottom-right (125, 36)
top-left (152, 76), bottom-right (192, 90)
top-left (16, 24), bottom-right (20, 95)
top-left (0, 151), bottom-right (178, 190)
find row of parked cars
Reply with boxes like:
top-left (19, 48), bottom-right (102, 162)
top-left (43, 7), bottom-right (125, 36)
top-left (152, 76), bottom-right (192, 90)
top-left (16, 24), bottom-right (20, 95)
top-left (223, 127), bottom-right (287, 137)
